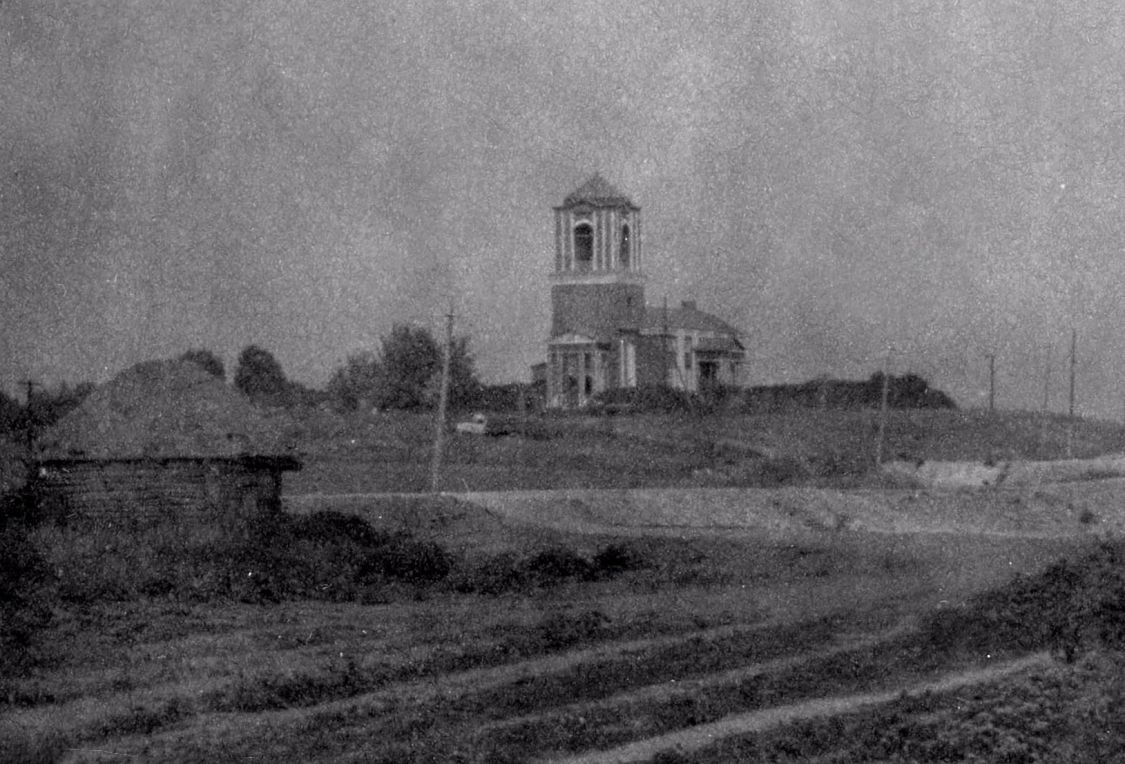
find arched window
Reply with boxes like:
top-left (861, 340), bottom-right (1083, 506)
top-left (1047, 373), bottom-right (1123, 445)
top-left (573, 223), bottom-right (593, 270)
top-left (619, 224), bottom-right (631, 268)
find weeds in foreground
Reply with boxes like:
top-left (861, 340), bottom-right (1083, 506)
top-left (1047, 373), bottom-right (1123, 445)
top-left (0, 489), bottom-right (55, 692)
top-left (450, 541), bottom-right (650, 595)
top-left (690, 651), bottom-right (1125, 764)
top-left (920, 541), bottom-right (1125, 663)
top-left (30, 505), bottom-right (651, 605)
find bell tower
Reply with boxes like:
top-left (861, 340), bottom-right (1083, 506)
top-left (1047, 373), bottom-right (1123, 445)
top-left (546, 175), bottom-right (645, 407)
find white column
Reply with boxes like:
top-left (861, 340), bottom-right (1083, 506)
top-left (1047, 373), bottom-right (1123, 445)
top-left (594, 211), bottom-right (600, 271)
top-left (634, 211), bottom-right (640, 272)
top-left (564, 213), bottom-right (572, 271)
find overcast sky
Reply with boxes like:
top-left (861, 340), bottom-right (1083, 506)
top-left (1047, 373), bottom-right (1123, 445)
top-left (4, 1), bottom-right (1125, 417)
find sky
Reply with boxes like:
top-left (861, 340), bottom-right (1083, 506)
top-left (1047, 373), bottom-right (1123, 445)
top-left (4, 0), bottom-right (1125, 417)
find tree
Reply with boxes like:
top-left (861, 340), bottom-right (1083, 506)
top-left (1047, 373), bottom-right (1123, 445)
top-left (0, 390), bottom-right (21, 435)
top-left (25, 382), bottom-right (95, 430)
top-left (234, 345), bottom-right (287, 398)
top-left (372, 324), bottom-right (481, 411)
top-left (178, 348), bottom-right (225, 380)
top-left (376, 324), bottom-right (441, 410)
top-left (327, 352), bottom-right (382, 411)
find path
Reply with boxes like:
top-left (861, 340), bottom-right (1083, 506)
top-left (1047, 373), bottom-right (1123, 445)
top-left (549, 652), bottom-right (1051, 764)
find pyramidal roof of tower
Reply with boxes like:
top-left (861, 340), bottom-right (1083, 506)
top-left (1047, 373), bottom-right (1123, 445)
top-left (563, 174), bottom-right (634, 207)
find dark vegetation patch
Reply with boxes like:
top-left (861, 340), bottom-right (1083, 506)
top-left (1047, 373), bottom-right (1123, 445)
top-left (88, 698), bottom-right (193, 740)
top-left (919, 541), bottom-right (1125, 664)
top-left (0, 488), bottom-right (56, 695)
top-left (450, 541), bottom-right (651, 595)
top-left (28, 503), bottom-right (649, 606)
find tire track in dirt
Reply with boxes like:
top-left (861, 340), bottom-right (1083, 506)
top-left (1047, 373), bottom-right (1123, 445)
top-left (479, 619), bottom-right (915, 739)
top-left (549, 652), bottom-right (1051, 764)
top-left (82, 615), bottom-right (837, 757)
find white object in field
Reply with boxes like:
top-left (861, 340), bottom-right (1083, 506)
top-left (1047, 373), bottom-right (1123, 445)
top-left (455, 412), bottom-right (488, 435)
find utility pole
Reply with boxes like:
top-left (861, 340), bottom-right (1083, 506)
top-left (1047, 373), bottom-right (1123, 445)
top-left (985, 353), bottom-right (996, 412)
top-left (1068, 328), bottom-right (1077, 418)
top-left (874, 348), bottom-right (892, 466)
top-left (1067, 329), bottom-right (1077, 459)
top-left (429, 308), bottom-right (454, 493)
top-left (1041, 344), bottom-right (1051, 412)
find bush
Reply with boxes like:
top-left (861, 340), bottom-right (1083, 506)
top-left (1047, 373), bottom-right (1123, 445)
top-left (592, 542), bottom-right (649, 576)
top-left (363, 536), bottom-right (452, 585)
top-left (291, 510), bottom-right (390, 548)
top-left (451, 552), bottom-right (527, 595)
top-left (589, 385), bottom-right (711, 415)
top-left (453, 544), bottom-right (645, 595)
top-left (919, 542), bottom-right (1125, 663)
top-left (35, 508), bottom-right (456, 605)
top-left (239, 515), bottom-right (453, 599)
top-left (0, 490), bottom-right (55, 682)
top-left (522, 547), bottom-right (594, 584)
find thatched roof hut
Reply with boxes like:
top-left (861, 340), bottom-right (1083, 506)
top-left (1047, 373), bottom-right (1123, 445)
top-left (34, 360), bottom-right (300, 538)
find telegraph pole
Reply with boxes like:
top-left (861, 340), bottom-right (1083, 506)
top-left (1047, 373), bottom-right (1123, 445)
top-left (429, 307), bottom-right (455, 493)
top-left (1068, 329), bottom-right (1077, 418)
top-left (985, 354), bottom-right (996, 412)
top-left (1041, 344), bottom-right (1051, 412)
top-left (1067, 329), bottom-right (1077, 459)
top-left (874, 348), bottom-right (892, 466)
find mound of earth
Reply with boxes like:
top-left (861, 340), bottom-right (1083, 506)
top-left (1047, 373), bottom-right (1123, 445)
top-left (37, 359), bottom-right (295, 460)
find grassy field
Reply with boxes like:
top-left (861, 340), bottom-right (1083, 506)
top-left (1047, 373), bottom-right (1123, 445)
top-left (0, 493), bottom-right (1109, 763)
top-left (283, 408), bottom-right (1125, 494)
top-left (5, 409), bottom-right (1125, 761)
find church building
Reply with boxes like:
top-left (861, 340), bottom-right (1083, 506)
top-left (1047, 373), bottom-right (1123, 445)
top-left (544, 175), bottom-right (745, 409)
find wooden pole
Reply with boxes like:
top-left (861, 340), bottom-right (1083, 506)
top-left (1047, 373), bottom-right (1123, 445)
top-left (875, 349), bottom-right (891, 466)
top-left (1041, 344), bottom-right (1051, 412)
top-left (986, 353), bottom-right (996, 412)
top-left (430, 308), bottom-right (454, 493)
top-left (1067, 329), bottom-right (1076, 459)
top-left (1068, 329), bottom-right (1077, 418)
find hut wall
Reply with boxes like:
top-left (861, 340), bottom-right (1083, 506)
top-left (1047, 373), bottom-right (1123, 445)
top-left (35, 458), bottom-right (285, 539)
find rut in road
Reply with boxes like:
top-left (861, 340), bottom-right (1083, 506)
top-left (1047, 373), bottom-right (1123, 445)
top-left (549, 652), bottom-right (1051, 764)
top-left (103, 613), bottom-right (864, 757)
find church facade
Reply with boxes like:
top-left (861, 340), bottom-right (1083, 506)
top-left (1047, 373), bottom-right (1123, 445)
top-left (544, 175), bottom-right (745, 409)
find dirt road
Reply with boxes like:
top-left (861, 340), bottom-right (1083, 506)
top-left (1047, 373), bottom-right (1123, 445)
top-left (551, 653), bottom-right (1051, 763)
